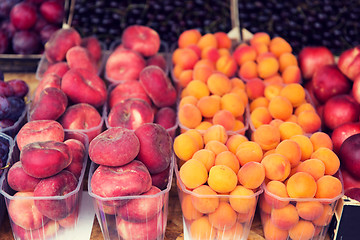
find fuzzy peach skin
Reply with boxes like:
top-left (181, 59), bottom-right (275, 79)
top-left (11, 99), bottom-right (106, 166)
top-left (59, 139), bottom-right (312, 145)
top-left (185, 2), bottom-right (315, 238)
top-left (7, 161), bottom-right (41, 192)
top-left (61, 68), bottom-right (107, 108)
top-left (89, 127), bottom-right (140, 167)
top-left (16, 120), bottom-right (65, 151)
top-left (12, 220), bottom-right (59, 240)
top-left (90, 160), bottom-right (152, 206)
top-left (33, 73), bottom-right (61, 103)
top-left (42, 61), bottom-right (69, 79)
top-left (34, 170), bottom-right (78, 220)
top-left (20, 141), bottom-right (71, 178)
top-left (64, 139), bottom-right (86, 179)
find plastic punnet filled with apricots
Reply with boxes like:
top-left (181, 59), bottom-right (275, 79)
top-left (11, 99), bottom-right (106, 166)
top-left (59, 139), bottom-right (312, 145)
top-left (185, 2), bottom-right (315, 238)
top-left (247, 82), bottom-right (322, 135)
top-left (233, 32), bottom-right (301, 85)
top-left (173, 124), bottom-right (263, 240)
top-left (250, 123), bottom-right (344, 240)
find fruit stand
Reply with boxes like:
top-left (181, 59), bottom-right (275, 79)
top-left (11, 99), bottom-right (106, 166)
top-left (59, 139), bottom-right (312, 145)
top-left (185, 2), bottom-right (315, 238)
top-left (0, 0), bottom-right (360, 240)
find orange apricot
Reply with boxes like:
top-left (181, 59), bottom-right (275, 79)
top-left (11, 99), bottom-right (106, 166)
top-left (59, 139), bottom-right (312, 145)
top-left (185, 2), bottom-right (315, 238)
top-left (172, 47), bottom-right (199, 70)
top-left (289, 220), bottom-right (315, 240)
top-left (235, 141), bottom-right (263, 166)
top-left (297, 110), bottom-right (322, 133)
top-left (264, 83), bottom-right (283, 101)
top-left (216, 55), bottom-right (237, 77)
top-left (250, 107), bottom-right (273, 129)
top-left (286, 172), bottom-right (317, 198)
top-left (193, 64), bottom-right (213, 83)
top-left (173, 133), bottom-right (200, 161)
top-left (214, 32), bottom-right (232, 49)
top-left (197, 33), bottom-right (218, 50)
top-left (191, 185), bottom-right (219, 214)
top-left (315, 175), bottom-right (343, 199)
top-left (192, 149), bottom-right (215, 171)
top-left (186, 79), bottom-right (210, 99)
top-left (178, 103), bottom-right (202, 129)
top-left (294, 103), bottom-right (316, 116)
top-left (178, 69), bottom-right (193, 87)
top-left (208, 165), bottom-right (238, 193)
top-left (310, 147), bottom-right (340, 175)
top-left (230, 77), bottom-right (245, 90)
top-left (237, 161), bottom-right (266, 189)
top-left (250, 97), bottom-right (269, 112)
top-left (179, 159), bottom-right (208, 189)
top-left (310, 132), bottom-right (333, 151)
top-left (278, 52), bottom-right (298, 72)
top-left (208, 201), bottom-right (237, 230)
top-left (264, 180), bottom-right (289, 209)
top-left (215, 150), bottom-right (240, 173)
top-left (194, 58), bottom-right (216, 71)
top-left (275, 139), bottom-right (302, 168)
top-left (238, 60), bottom-right (258, 80)
top-left (245, 78), bottom-right (265, 100)
top-left (184, 129), bottom-right (204, 149)
top-left (268, 95), bottom-right (293, 121)
top-left (197, 95), bottom-right (221, 118)
top-left (196, 121), bottom-right (213, 131)
top-left (212, 110), bottom-right (236, 131)
top-left (271, 204), bottom-right (299, 230)
top-left (220, 93), bottom-right (245, 117)
top-left (233, 45), bottom-right (257, 66)
top-left (225, 134), bottom-right (248, 154)
top-left (296, 159), bottom-right (325, 181)
top-left (203, 124), bottom-right (228, 145)
top-left (278, 121), bottom-right (304, 140)
top-left (229, 186), bottom-right (256, 214)
top-left (282, 65), bottom-right (301, 84)
top-left (257, 56), bottom-right (279, 79)
top-left (312, 204), bottom-right (333, 226)
top-left (263, 218), bottom-right (289, 240)
top-left (250, 32), bottom-right (271, 46)
top-left (181, 194), bottom-right (203, 220)
top-left (296, 201), bottom-right (324, 221)
top-left (263, 74), bottom-right (284, 85)
top-left (202, 46), bottom-right (220, 63)
top-left (190, 216), bottom-right (217, 240)
top-left (178, 29), bottom-right (201, 48)
top-left (205, 140), bottom-right (228, 156)
top-left (290, 134), bottom-right (314, 161)
top-left (280, 83), bottom-right (306, 108)
top-left (253, 42), bottom-right (269, 56)
top-left (261, 153), bottom-right (291, 181)
top-left (253, 124), bottom-right (281, 151)
top-left (179, 95), bottom-right (198, 108)
top-left (207, 73), bottom-right (232, 96)
top-left (216, 222), bottom-right (244, 240)
top-left (269, 37), bottom-right (292, 58)
top-left (233, 120), bottom-right (246, 133)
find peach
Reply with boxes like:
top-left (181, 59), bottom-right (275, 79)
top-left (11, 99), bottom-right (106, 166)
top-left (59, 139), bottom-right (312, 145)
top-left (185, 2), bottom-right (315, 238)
top-left (28, 87), bottom-right (68, 121)
top-left (107, 98), bottom-right (154, 130)
top-left (134, 123), bottom-right (173, 174)
top-left (121, 25), bottom-right (160, 57)
top-left (108, 81), bottom-right (151, 109)
top-left (61, 68), bottom-right (107, 108)
top-left (64, 139), bottom-right (86, 179)
top-left (7, 161), bottom-right (41, 192)
top-left (42, 61), bottom-right (69, 79)
top-left (58, 208), bottom-right (79, 228)
top-left (116, 212), bottom-right (165, 240)
top-left (44, 28), bottom-right (81, 63)
top-left (33, 170), bottom-right (78, 220)
top-left (81, 36), bottom-right (102, 62)
top-left (147, 53), bottom-right (167, 71)
top-left (8, 192), bottom-right (49, 230)
top-left (154, 107), bottom-right (177, 133)
top-left (105, 48), bottom-right (146, 82)
top-left (139, 66), bottom-right (177, 108)
top-left (33, 73), bottom-right (61, 103)
top-left (151, 165), bottom-right (170, 190)
top-left (16, 120), bottom-right (64, 151)
top-left (65, 46), bottom-right (97, 74)
top-left (59, 103), bottom-right (103, 142)
top-left (89, 127), bottom-right (140, 167)
top-left (12, 220), bottom-right (59, 240)
top-left (90, 161), bottom-right (152, 201)
top-left (117, 186), bottom-right (163, 222)
top-left (20, 141), bottom-right (71, 178)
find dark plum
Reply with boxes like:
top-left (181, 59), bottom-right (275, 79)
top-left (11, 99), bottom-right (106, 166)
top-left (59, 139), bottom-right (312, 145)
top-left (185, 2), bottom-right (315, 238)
top-left (0, 95), bottom-right (10, 120)
top-left (40, 0), bottom-right (64, 24)
top-left (1, 21), bottom-right (16, 39)
top-left (0, 0), bottom-right (21, 18)
top-left (0, 81), bottom-right (14, 97)
top-left (10, 2), bottom-right (37, 30)
top-left (0, 119), bottom-right (15, 129)
top-left (39, 24), bottom-right (58, 44)
top-left (6, 96), bottom-right (25, 121)
top-left (7, 79), bottom-right (29, 98)
top-left (12, 30), bottom-right (40, 54)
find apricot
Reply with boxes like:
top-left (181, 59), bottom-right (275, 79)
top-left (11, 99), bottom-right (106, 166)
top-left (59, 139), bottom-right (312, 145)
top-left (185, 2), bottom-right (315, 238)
top-left (179, 159), bottom-right (208, 189)
top-left (208, 165), bottom-right (238, 193)
top-left (257, 56), bottom-right (279, 79)
top-left (275, 139), bottom-right (301, 168)
top-left (310, 132), bottom-right (333, 151)
top-left (178, 29), bottom-right (201, 48)
top-left (264, 181), bottom-right (289, 209)
top-left (278, 121), bottom-right (304, 140)
top-left (289, 220), bottom-right (315, 240)
top-left (310, 147), bottom-right (340, 175)
top-left (297, 110), bottom-right (322, 133)
top-left (214, 32), bottom-right (231, 49)
top-left (233, 45), bottom-right (257, 66)
top-left (250, 32), bottom-right (271, 46)
top-left (212, 110), bottom-right (236, 131)
top-left (216, 222), bottom-right (244, 240)
top-left (315, 175), bottom-right (343, 200)
top-left (215, 151), bottom-right (240, 173)
top-left (207, 73), bottom-right (232, 96)
top-left (278, 52), bottom-right (298, 73)
top-left (226, 134), bottom-right (248, 154)
top-left (191, 185), bottom-right (219, 214)
top-left (269, 37), bottom-right (292, 58)
top-left (280, 83), bottom-right (306, 108)
top-left (190, 216), bottom-right (216, 240)
top-left (221, 93), bottom-right (245, 118)
top-left (205, 140), bottom-right (228, 156)
top-left (245, 78), bottom-right (265, 100)
top-left (264, 83), bottom-right (283, 101)
top-left (203, 124), bottom-right (228, 145)
top-left (296, 201), bottom-right (324, 221)
top-left (250, 97), bottom-right (269, 112)
top-left (186, 80), bottom-right (210, 99)
top-left (178, 103), bottom-right (202, 129)
top-left (237, 161), bottom-right (265, 189)
top-left (193, 65), bottom-right (213, 83)
top-left (173, 133), bottom-right (199, 161)
top-left (197, 33), bottom-right (218, 50)
top-left (202, 46), bottom-right (220, 63)
top-left (253, 124), bottom-right (281, 151)
top-left (263, 218), bottom-right (289, 240)
top-left (271, 204), bottom-right (299, 230)
top-left (192, 149), bottom-right (215, 172)
top-left (268, 95), bottom-right (293, 121)
top-left (209, 202), bottom-right (237, 230)
top-left (216, 55), bottom-right (237, 77)
top-left (290, 134), bottom-right (314, 161)
top-left (312, 204), bottom-right (333, 226)
top-left (261, 153), bottom-right (291, 181)
top-left (197, 95), bottom-right (221, 118)
top-left (296, 159), bottom-right (325, 181)
top-left (181, 194), bottom-right (203, 220)
top-left (235, 141), bottom-right (263, 166)
top-left (238, 60), bottom-right (258, 80)
top-left (286, 172), bottom-right (317, 198)
top-left (282, 65), bottom-right (301, 84)
top-left (177, 69), bottom-right (193, 87)
top-left (250, 107), bottom-right (272, 129)
top-left (229, 186), bottom-right (256, 214)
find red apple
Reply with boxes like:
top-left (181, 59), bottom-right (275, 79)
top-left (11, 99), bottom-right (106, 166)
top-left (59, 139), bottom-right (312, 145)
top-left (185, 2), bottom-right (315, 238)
top-left (341, 166), bottom-right (360, 190)
top-left (312, 65), bottom-right (351, 103)
top-left (338, 46), bottom-right (360, 81)
top-left (121, 25), bottom-right (160, 57)
top-left (323, 94), bottom-right (360, 130)
top-left (298, 46), bottom-right (335, 80)
top-left (339, 133), bottom-right (360, 180)
top-left (331, 122), bottom-right (360, 154)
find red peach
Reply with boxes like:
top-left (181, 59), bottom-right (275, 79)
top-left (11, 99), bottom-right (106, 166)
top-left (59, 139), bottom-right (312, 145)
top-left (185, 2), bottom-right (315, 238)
top-left (7, 161), bottom-right (41, 192)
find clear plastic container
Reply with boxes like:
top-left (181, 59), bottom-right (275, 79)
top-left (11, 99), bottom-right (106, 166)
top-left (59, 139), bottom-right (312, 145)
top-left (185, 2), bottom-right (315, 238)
top-left (0, 102), bottom-right (27, 138)
top-left (175, 161), bottom-right (262, 240)
top-left (258, 173), bottom-right (344, 240)
top-left (88, 156), bottom-right (174, 240)
top-left (0, 133), bottom-right (14, 227)
top-left (0, 130), bottom-right (89, 240)
top-left (104, 40), bottom-right (169, 84)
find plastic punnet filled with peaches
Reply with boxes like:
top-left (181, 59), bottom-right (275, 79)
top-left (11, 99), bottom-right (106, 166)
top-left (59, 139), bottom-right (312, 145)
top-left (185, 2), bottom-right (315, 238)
top-left (251, 123), bottom-right (344, 240)
top-left (174, 124), bottom-right (263, 240)
top-left (88, 124), bottom-right (174, 240)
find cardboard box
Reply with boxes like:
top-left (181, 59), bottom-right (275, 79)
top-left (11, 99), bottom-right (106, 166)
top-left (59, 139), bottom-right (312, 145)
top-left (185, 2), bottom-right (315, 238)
top-left (329, 196), bottom-right (360, 240)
